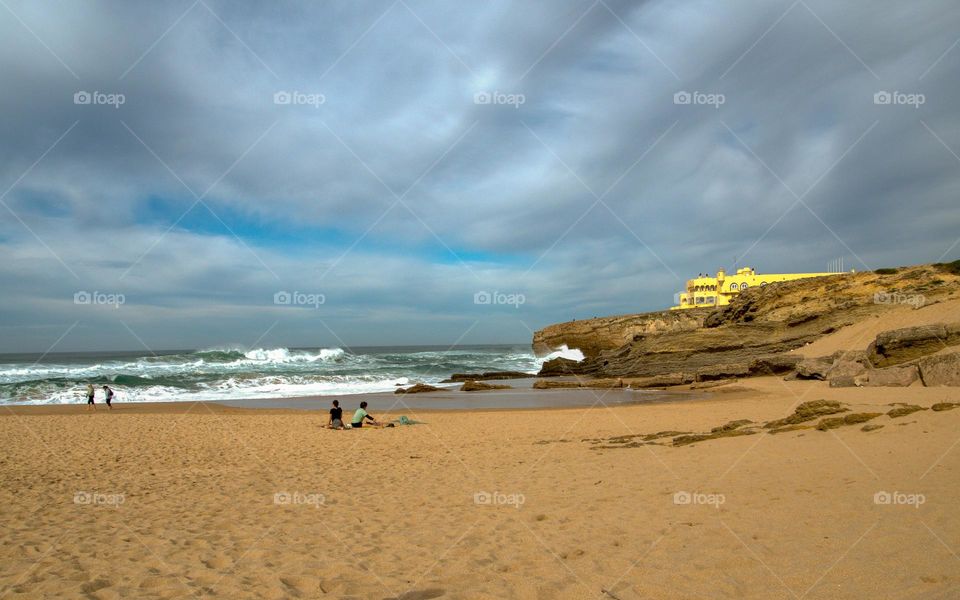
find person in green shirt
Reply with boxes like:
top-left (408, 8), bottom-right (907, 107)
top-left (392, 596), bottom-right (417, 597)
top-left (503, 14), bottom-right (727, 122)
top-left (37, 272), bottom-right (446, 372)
top-left (351, 401), bottom-right (381, 428)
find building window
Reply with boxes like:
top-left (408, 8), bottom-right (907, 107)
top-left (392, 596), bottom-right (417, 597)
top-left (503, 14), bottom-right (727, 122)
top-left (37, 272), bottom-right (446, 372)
top-left (730, 283), bottom-right (738, 291)
top-left (740, 283), bottom-right (748, 290)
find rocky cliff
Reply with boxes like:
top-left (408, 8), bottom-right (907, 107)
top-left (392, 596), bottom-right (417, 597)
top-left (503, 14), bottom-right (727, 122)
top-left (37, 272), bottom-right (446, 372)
top-left (533, 262), bottom-right (960, 379)
top-left (532, 310), bottom-right (705, 358)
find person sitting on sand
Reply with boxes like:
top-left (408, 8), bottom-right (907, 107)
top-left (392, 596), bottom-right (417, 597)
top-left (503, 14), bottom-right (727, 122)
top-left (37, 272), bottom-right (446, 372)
top-left (85, 384), bottom-right (95, 410)
top-left (327, 399), bottom-right (344, 429)
top-left (102, 385), bottom-right (114, 409)
top-left (351, 401), bottom-right (381, 428)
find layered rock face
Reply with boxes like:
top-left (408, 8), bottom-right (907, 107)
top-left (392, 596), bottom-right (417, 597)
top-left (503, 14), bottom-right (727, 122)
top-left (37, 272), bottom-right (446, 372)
top-left (533, 263), bottom-right (960, 382)
top-left (531, 310), bottom-right (705, 358)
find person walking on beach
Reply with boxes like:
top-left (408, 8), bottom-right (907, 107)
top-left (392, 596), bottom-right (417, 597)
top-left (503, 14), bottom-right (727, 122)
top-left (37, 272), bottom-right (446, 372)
top-left (351, 401), bottom-right (380, 428)
top-left (328, 399), bottom-right (344, 429)
top-left (102, 385), bottom-right (114, 409)
top-left (85, 384), bottom-right (96, 410)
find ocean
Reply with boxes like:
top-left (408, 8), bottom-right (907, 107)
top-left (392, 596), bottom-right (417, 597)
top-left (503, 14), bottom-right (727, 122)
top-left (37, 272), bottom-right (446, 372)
top-left (0, 344), bottom-right (585, 406)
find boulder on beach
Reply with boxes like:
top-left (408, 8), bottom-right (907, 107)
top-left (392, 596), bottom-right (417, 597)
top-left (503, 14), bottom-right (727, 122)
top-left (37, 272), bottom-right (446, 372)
top-left (628, 373), bottom-right (693, 388)
top-left (460, 380), bottom-right (512, 392)
top-left (919, 352), bottom-right (960, 386)
top-left (866, 324), bottom-right (955, 367)
top-left (394, 383), bottom-right (442, 394)
top-left (865, 365), bottom-right (919, 387)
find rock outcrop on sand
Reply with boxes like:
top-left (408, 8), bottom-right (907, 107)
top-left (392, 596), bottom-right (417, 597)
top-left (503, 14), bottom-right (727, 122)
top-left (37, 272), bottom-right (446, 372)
top-left (534, 263), bottom-right (960, 386)
top-left (395, 383), bottom-right (442, 394)
top-left (581, 399), bottom-right (953, 448)
top-left (460, 381), bottom-right (512, 391)
top-left (919, 352), bottom-right (960, 387)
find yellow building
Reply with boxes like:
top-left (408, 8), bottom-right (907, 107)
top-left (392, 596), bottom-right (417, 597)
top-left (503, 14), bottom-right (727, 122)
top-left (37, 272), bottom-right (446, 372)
top-left (670, 267), bottom-right (841, 310)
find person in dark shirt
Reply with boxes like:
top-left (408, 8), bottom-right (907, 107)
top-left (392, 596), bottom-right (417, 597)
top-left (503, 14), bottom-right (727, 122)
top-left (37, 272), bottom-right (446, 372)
top-left (327, 399), bottom-right (344, 429)
top-left (102, 385), bottom-right (115, 409)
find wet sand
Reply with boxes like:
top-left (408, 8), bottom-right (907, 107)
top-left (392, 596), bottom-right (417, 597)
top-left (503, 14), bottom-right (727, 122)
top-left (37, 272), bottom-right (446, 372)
top-left (1, 377), bottom-right (959, 598)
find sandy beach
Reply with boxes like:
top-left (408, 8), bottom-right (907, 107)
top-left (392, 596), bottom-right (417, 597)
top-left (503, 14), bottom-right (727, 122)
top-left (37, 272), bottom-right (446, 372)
top-left (2, 377), bottom-right (958, 599)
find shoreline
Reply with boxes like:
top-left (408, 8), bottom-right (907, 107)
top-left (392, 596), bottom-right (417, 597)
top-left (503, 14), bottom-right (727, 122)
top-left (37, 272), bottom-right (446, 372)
top-left (0, 382), bottom-right (717, 415)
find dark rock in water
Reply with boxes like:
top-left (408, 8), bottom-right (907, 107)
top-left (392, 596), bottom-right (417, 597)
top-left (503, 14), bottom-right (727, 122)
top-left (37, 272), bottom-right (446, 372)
top-left (441, 371), bottom-right (530, 383)
top-left (749, 354), bottom-right (801, 375)
top-left (865, 365), bottom-right (919, 387)
top-left (918, 352), bottom-right (960, 386)
top-left (866, 324), bottom-right (956, 367)
top-left (537, 357), bottom-right (583, 376)
top-left (395, 383), bottom-right (442, 394)
top-left (460, 380), bottom-right (512, 392)
top-left (695, 363), bottom-right (750, 382)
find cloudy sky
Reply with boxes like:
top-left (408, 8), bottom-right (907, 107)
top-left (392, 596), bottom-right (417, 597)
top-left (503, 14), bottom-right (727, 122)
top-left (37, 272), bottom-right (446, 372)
top-left (1, 0), bottom-right (958, 353)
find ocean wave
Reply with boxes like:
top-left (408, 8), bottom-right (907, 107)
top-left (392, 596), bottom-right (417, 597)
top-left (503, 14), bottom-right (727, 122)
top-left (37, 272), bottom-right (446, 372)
top-left (0, 345), bottom-right (538, 405)
top-left (537, 344), bottom-right (585, 365)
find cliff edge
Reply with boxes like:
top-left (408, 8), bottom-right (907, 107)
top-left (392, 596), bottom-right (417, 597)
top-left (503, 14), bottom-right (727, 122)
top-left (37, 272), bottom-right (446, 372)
top-left (533, 262), bottom-right (960, 380)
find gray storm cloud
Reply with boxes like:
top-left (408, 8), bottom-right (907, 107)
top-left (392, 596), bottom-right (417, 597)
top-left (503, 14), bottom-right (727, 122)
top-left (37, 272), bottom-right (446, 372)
top-left (1, 0), bottom-right (958, 351)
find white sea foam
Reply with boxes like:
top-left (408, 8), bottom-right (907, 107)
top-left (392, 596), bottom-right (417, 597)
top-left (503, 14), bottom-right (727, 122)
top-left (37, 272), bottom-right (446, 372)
top-left (537, 344), bottom-right (585, 365)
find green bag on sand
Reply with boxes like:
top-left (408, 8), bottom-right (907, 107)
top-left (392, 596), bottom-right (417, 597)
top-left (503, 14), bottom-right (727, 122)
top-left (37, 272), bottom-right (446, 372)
top-left (394, 415), bottom-right (424, 425)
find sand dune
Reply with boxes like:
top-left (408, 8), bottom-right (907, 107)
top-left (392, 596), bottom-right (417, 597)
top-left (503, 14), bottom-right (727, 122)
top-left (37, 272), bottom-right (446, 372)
top-left (1, 379), bottom-right (959, 598)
